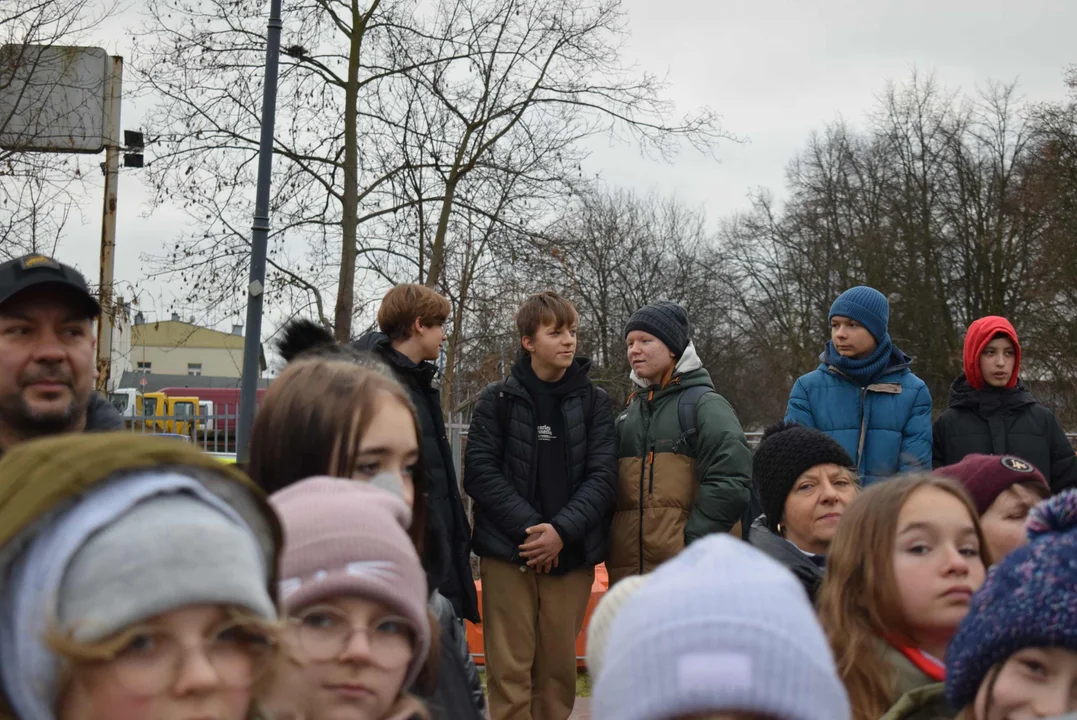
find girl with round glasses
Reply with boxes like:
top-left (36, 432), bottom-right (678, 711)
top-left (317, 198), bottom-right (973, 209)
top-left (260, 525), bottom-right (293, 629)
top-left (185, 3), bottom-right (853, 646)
top-left (267, 477), bottom-right (433, 720)
top-left (0, 433), bottom-right (282, 720)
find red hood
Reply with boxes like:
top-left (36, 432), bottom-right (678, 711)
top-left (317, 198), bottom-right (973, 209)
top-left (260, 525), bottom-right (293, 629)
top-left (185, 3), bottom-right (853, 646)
top-left (962, 316), bottom-right (1021, 390)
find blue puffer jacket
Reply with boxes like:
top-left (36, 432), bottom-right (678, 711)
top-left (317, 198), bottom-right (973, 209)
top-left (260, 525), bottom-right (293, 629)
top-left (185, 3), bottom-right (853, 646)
top-left (785, 349), bottom-right (933, 485)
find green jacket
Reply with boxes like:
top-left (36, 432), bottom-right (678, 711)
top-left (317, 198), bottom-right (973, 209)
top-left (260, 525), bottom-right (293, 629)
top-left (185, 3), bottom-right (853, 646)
top-left (609, 347), bottom-right (752, 584)
top-left (880, 683), bottom-right (955, 720)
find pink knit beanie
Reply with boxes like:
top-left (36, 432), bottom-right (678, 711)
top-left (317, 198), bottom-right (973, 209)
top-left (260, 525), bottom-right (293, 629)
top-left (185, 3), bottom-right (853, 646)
top-left (269, 477), bottom-right (430, 686)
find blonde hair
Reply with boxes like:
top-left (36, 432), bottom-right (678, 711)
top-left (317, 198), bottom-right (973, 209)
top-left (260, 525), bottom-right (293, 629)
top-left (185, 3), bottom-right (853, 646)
top-left (47, 606), bottom-right (283, 718)
top-left (817, 474), bottom-right (991, 720)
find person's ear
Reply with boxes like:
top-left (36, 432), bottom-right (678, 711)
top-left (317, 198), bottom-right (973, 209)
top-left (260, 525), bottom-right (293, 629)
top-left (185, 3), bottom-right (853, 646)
top-left (412, 316), bottom-right (425, 336)
top-left (521, 336), bottom-right (535, 354)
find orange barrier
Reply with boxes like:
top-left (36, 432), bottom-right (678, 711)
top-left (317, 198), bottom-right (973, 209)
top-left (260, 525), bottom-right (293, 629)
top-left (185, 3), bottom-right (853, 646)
top-left (466, 563), bottom-right (610, 668)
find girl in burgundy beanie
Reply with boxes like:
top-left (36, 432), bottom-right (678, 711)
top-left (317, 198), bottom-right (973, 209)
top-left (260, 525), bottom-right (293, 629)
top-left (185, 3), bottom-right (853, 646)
top-left (933, 316), bottom-right (1077, 493)
top-left (935, 453), bottom-right (1050, 562)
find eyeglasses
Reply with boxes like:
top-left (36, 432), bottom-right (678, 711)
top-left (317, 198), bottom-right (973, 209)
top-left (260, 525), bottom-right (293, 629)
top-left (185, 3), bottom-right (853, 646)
top-left (97, 620), bottom-right (277, 696)
top-left (288, 607), bottom-right (415, 667)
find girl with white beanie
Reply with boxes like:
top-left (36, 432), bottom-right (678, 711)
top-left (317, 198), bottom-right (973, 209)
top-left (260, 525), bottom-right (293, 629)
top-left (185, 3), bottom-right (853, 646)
top-left (267, 477), bottom-right (432, 720)
top-left (0, 433), bottom-right (282, 720)
top-left (592, 534), bottom-right (850, 720)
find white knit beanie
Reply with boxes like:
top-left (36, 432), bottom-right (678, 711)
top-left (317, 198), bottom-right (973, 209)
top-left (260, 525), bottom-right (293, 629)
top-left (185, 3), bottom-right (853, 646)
top-left (586, 574), bottom-right (649, 680)
top-left (593, 535), bottom-right (850, 720)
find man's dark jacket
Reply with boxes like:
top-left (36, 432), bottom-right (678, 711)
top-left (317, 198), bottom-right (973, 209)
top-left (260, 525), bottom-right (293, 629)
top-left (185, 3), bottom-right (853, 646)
top-left (87, 394), bottom-right (124, 430)
top-left (463, 357), bottom-right (617, 568)
top-left (933, 374), bottom-right (1077, 494)
top-left (354, 332), bottom-right (479, 622)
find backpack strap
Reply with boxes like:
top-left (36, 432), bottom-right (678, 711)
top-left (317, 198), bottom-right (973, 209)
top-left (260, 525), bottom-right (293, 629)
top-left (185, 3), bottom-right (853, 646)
top-left (676, 385), bottom-right (762, 542)
top-left (677, 385), bottom-right (715, 452)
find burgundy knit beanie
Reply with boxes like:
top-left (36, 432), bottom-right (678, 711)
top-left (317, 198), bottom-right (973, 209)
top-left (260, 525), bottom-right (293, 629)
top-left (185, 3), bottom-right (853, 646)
top-left (935, 454), bottom-right (1048, 515)
top-left (269, 477), bottom-right (430, 686)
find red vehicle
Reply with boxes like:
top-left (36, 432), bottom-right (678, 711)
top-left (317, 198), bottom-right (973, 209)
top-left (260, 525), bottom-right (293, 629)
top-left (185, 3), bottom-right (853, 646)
top-left (159, 387), bottom-right (269, 450)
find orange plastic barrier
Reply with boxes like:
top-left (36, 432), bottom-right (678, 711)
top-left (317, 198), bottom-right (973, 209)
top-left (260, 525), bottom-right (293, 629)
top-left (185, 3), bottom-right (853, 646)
top-left (466, 563), bottom-right (609, 668)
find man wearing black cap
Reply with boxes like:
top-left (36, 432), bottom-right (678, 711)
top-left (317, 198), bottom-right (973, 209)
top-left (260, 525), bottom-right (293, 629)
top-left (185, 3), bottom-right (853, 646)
top-left (609, 301), bottom-right (753, 585)
top-left (0, 254), bottom-right (121, 453)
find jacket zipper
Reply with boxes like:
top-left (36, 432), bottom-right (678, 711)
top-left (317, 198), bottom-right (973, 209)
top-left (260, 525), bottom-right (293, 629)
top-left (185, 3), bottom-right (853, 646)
top-left (648, 451), bottom-right (656, 494)
top-left (857, 386), bottom-right (869, 473)
top-left (637, 450), bottom-right (647, 575)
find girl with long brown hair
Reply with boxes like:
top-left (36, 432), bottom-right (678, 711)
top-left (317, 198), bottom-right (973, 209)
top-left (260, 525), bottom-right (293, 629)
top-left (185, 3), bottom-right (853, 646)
top-left (247, 321), bottom-right (484, 720)
top-left (817, 474), bottom-right (991, 720)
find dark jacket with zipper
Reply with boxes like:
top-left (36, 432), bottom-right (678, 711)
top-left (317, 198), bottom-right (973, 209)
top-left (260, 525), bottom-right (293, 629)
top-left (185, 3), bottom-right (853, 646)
top-left (747, 515), bottom-right (825, 602)
top-left (421, 590), bottom-right (485, 719)
top-left (463, 357), bottom-right (617, 570)
top-left (933, 374), bottom-right (1077, 494)
top-left (354, 332), bottom-right (479, 623)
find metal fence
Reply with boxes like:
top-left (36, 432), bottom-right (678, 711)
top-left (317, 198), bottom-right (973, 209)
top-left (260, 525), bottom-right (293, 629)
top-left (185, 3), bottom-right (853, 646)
top-left (120, 408), bottom-right (243, 458)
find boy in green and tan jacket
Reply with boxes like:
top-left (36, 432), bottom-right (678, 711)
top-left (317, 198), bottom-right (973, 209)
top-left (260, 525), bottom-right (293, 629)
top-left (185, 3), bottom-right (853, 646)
top-left (610, 301), bottom-right (753, 585)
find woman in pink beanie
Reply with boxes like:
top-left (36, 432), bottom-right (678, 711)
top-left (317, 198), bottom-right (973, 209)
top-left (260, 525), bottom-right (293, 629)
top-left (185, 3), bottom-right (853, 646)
top-left (267, 477), bottom-right (433, 720)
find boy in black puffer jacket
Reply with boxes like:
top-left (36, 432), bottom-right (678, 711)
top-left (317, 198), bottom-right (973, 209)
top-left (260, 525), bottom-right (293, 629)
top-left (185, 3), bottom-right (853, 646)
top-left (465, 292), bottom-right (617, 720)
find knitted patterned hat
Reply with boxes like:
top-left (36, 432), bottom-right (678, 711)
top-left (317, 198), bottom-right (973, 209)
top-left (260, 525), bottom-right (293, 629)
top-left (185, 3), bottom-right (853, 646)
top-left (624, 302), bottom-right (691, 360)
top-left (829, 286), bottom-right (889, 343)
top-left (586, 574), bottom-right (649, 680)
top-left (270, 477), bottom-right (430, 687)
top-left (934, 454), bottom-right (1048, 516)
top-left (593, 535), bottom-right (850, 720)
top-left (946, 489), bottom-right (1077, 709)
top-left (753, 421), bottom-right (856, 532)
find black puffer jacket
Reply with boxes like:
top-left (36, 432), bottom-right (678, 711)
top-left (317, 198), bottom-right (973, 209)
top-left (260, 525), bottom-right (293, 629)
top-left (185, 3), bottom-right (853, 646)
top-left (463, 358), bottom-right (617, 567)
top-left (421, 591), bottom-right (485, 720)
top-left (354, 332), bottom-right (479, 623)
top-left (747, 516), bottom-right (825, 602)
top-left (932, 375), bottom-right (1077, 493)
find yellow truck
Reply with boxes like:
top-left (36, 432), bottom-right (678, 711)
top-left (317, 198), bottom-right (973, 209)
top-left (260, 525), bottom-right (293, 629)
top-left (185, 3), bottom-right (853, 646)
top-left (142, 392), bottom-right (201, 436)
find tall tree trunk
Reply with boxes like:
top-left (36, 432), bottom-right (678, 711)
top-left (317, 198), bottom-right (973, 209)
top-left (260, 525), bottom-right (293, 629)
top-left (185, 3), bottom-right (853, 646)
top-left (424, 127), bottom-right (472, 288)
top-left (334, 0), bottom-right (379, 340)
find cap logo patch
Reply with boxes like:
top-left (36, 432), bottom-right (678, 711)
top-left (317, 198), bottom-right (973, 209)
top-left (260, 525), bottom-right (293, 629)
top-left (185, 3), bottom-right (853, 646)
top-left (1001, 456), bottom-right (1033, 473)
top-left (19, 255), bottom-right (60, 270)
top-left (677, 652), bottom-right (753, 692)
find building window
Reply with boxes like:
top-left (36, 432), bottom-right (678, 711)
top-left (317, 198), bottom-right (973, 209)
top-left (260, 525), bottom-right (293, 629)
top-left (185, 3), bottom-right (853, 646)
top-left (137, 362), bottom-right (152, 374)
top-left (187, 363), bottom-right (202, 377)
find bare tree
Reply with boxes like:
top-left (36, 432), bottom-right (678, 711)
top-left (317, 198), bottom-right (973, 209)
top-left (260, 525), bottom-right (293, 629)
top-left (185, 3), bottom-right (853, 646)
top-left (132, 0), bottom-right (730, 340)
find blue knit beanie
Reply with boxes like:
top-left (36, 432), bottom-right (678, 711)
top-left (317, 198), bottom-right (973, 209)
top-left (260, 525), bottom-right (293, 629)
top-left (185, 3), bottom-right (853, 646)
top-left (829, 286), bottom-right (889, 343)
top-left (946, 489), bottom-right (1077, 710)
top-left (593, 535), bottom-right (850, 720)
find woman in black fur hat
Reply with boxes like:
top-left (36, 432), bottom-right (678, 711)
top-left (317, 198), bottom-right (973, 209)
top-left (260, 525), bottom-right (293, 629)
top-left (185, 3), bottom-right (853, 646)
top-left (749, 421), bottom-right (861, 601)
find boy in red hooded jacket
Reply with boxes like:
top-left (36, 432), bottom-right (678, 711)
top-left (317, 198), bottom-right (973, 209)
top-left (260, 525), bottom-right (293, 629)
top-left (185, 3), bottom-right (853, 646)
top-left (932, 316), bottom-right (1077, 493)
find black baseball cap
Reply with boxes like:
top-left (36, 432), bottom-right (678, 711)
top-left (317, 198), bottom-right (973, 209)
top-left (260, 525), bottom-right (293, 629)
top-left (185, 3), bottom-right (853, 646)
top-left (0, 254), bottom-right (101, 317)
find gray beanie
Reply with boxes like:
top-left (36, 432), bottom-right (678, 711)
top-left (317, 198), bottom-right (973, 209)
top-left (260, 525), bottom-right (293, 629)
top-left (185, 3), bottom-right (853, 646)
top-left (624, 302), bottom-right (691, 360)
top-left (593, 535), bottom-right (850, 720)
top-left (59, 493), bottom-right (275, 641)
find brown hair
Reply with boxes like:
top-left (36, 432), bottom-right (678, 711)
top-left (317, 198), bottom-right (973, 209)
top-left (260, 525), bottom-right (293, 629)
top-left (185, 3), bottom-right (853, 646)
top-left (247, 357), bottom-right (427, 554)
top-left (817, 474), bottom-right (992, 720)
top-left (515, 291), bottom-right (578, 339)
top-left (377, 284), bottom-right (451, 341)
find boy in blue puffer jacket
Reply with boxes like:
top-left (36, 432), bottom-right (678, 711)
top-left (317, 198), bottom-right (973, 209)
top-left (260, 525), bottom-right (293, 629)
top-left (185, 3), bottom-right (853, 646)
top-left (785, 286), bottom-right (932, 485)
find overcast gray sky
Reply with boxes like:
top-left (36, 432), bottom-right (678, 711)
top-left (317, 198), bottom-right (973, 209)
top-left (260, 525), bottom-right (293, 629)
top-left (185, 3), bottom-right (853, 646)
top-left (53, 0), bottom-right (1077, 332)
